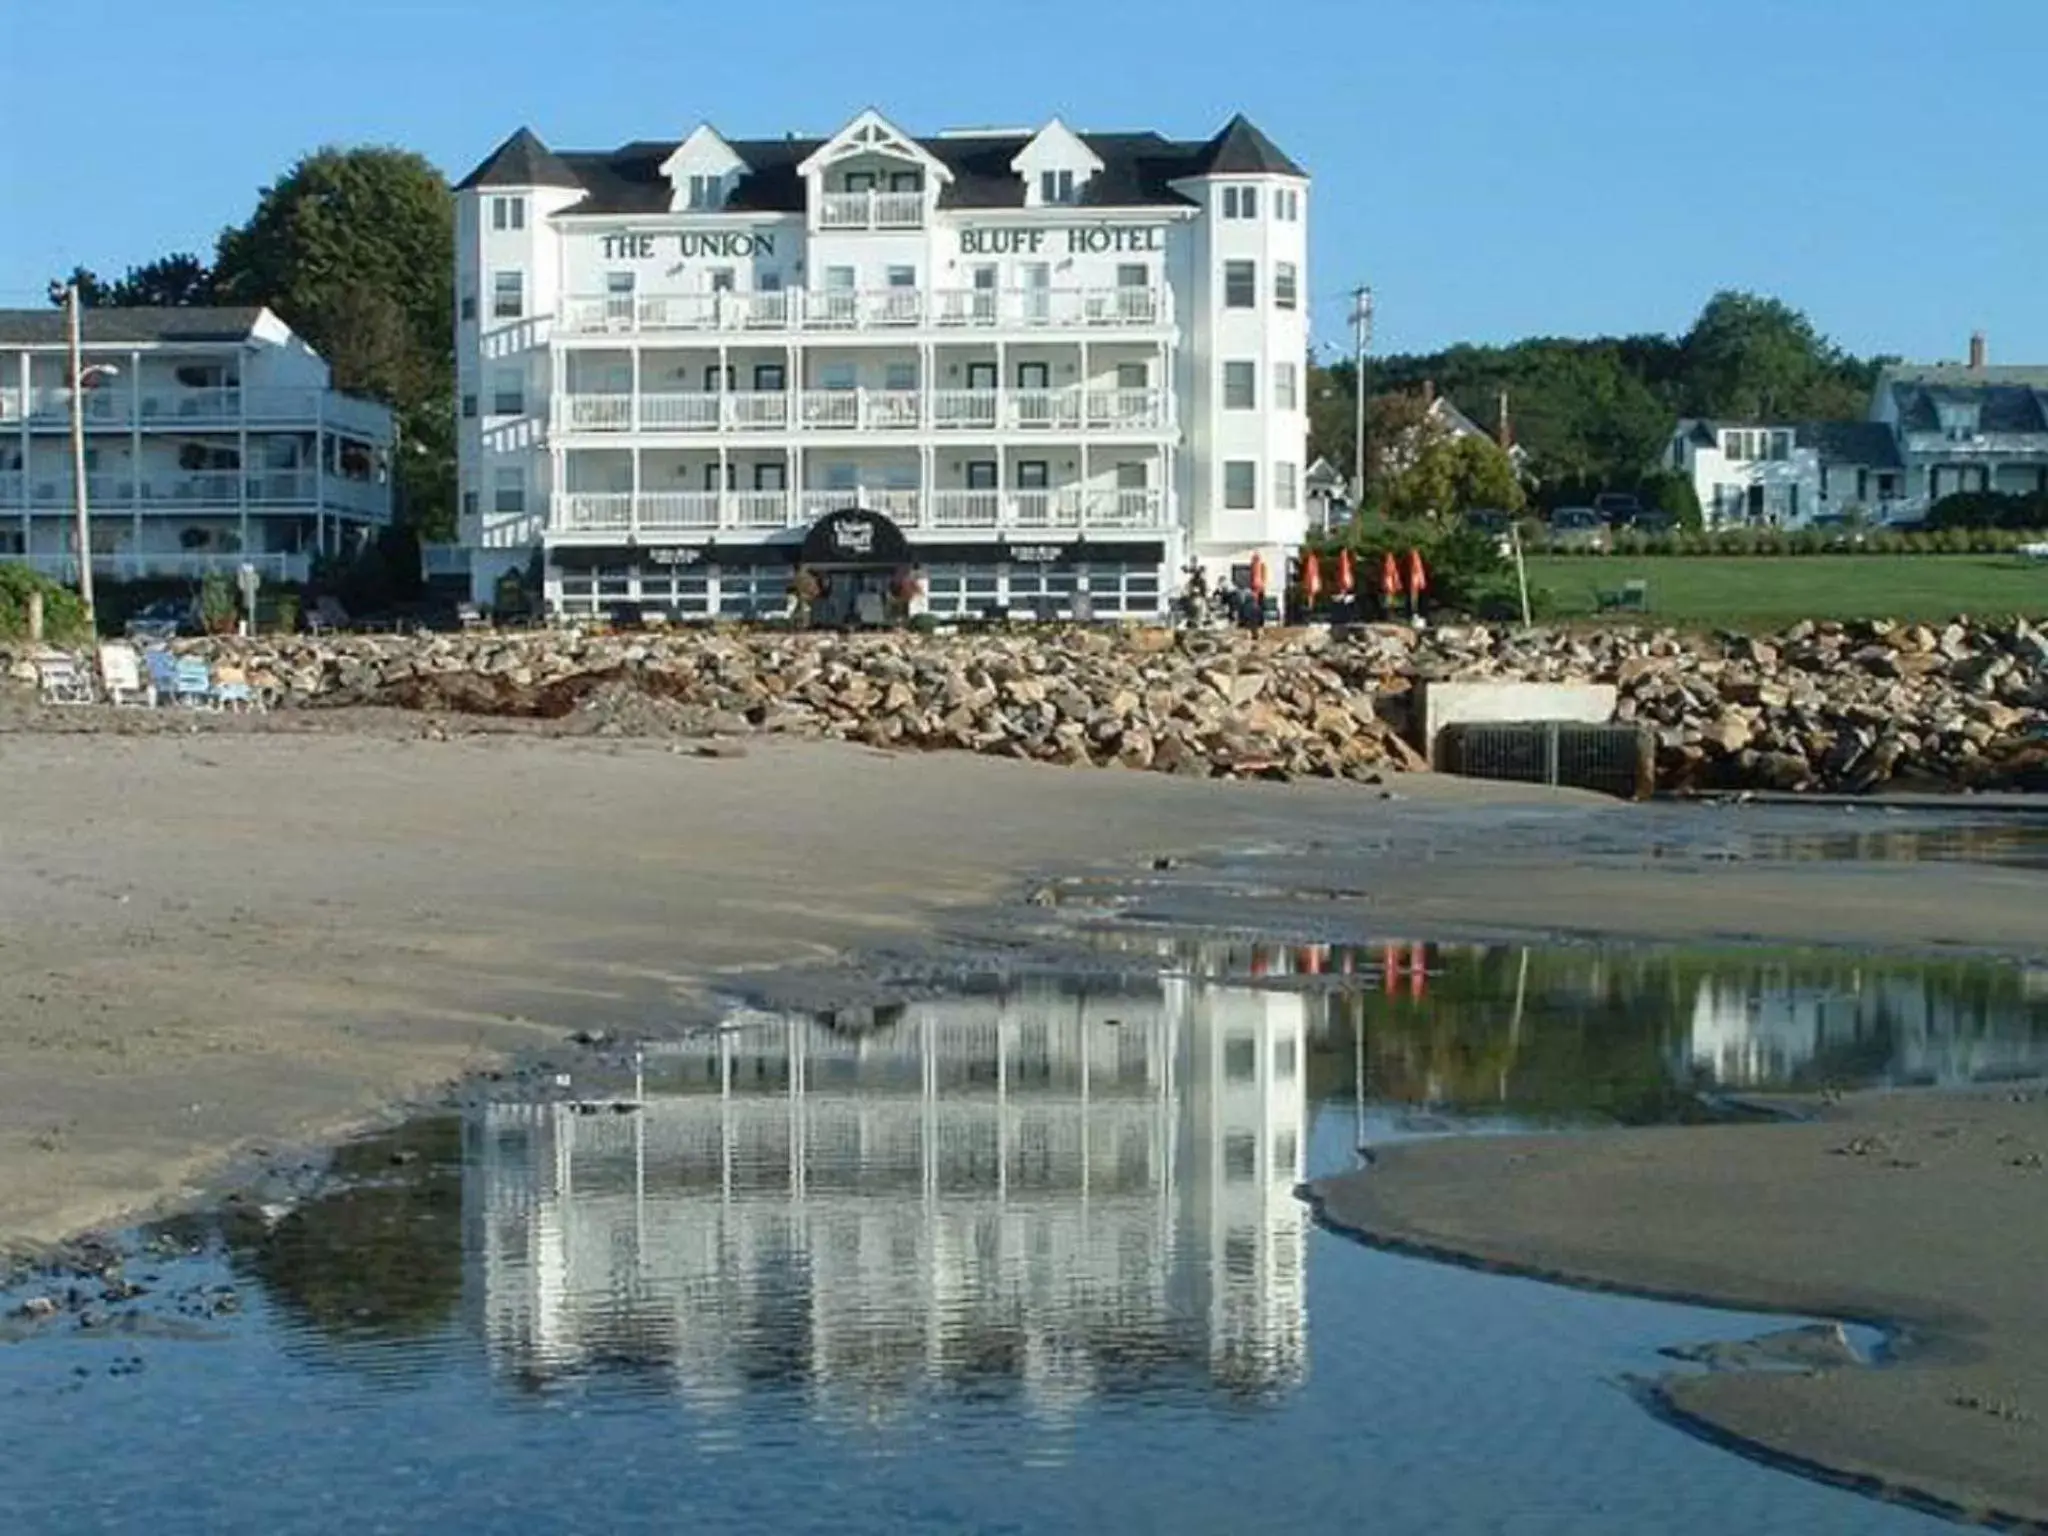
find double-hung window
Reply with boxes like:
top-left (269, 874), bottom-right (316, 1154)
top-left (1221, 185), bottom-right (1258, 219)
top-left (490, 195), bottom-right (525, 231)
top-left (1223, 361), bottom-right (1257, 410)
top-left (492, 270), bottom-right (524, 320)
top-left (1223, 460), bottom-right (1257, 510)
top-left (1274, 261), bottom-right (1298, 310)
top-left (492, 466), bottom-right (525, 515)
top-left (1040, 168), bottom-right (1076, 205)
top-left (1223, 260), bottom-right (1256, 309)
top-left (1275, 361), bottom-right (1299, 411)
top-left (1274, 460), bottom-right (1299, 510)
top-left (491, 367), bottom-right (523, 416)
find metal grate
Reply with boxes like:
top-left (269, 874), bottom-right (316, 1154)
top-left (1435, 721), bottom-right (1655, 800)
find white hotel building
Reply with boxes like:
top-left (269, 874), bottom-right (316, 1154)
top-left (0, 307), bottom-right (393, 584)
top-left (453, 109), bottom-right (1309, 619)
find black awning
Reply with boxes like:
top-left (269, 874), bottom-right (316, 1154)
top-left (797, 507), bottom-right (913, 567)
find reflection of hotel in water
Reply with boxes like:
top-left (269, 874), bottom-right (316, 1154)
top-left (464, 979), bottom-right (1309, 1410)
top-left (1687, 970), bottom-right (2048, 1088)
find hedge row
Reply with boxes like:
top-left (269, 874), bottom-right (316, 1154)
top-left (1537, 527), bottom-right (2045, 558)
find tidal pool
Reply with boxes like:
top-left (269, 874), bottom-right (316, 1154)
top-left (7, 945), bottom-right (2042, 1534)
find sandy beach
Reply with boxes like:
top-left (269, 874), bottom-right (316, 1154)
top-left (4, 713), bottom-right (2045, 1521)
top-left (1312, 1089), bottom-right (2048, 1526)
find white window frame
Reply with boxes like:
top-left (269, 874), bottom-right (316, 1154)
top-left (1040, 168), bottom-right (1076, 205)
top-left (1275, 261), bottom-right (1298, 310)
top-left (491, 270), bottom-right (524, 320)
top-left (1223, 260), bottom-right (1256, 309)
top-left (1223, 460), bottom-right (1257, 510)
top-left (1223, 360), bottom-right (1257, 410)
top-left (1274, 460), bottom-right (1298, 511)
top-left (1275, 361), bottom-right (1299, 412)
top-left (490, 195), bottom-right (526, 232)
top-left (490, 367), bottom-right (523, 417)
top-left (492, 466), bottom-right (525, 514)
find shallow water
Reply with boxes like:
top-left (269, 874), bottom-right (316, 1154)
top-left (8, 947), bottom-right (2040, 1535)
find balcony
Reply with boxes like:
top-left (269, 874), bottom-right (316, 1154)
top-left (1, 385), bottom-right (390, 438)
top-left (554, 386), bottom-right (1173, 436)
top-left (0, 470), bottom-right (388, 516)
top-left (557, 284), bottom-right (1171, 337)
top-left (16, 552), bottom-right (312, 584)
top-left (817, 190), bottom-right (926, 230)
top-left (549, 487), bottom-right (1168, 540)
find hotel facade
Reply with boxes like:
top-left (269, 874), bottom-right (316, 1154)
top-left (453, 109), bottom-right (1310, 619)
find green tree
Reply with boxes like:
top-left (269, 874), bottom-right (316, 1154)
top-left (1381, 425), bottom-right (1525, 520)
top-left (213, 147), bottom-right (455, 538)
top-left (1681, 290), bottom-right (1873, 422)
top-left (62, 254), bottom-right (217, 308)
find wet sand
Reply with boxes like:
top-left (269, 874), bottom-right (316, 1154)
top-left (5, 717), bottom-right (2046, 1519)
top-left (1313, 1091), bottom-right (2048, 1526)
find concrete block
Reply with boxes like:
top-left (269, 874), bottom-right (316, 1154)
top-left (1420, 680), bottom-right (1618, 756)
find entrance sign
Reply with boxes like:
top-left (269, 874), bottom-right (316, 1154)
top-left (797, 507), bottom-right (912, 567)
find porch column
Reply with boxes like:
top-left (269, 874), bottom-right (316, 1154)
top-left (14, 351), bottom-right (28, 557)
top-left (129, 349), bottom-right (142, 558)
top-left (312, 391), bottom-right (326, 573)
top-left (630, 442), bottom-right (641, 542)
top-left (236, 370), bottom-right (250, 564)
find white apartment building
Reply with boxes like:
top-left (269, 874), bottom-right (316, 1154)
top-left (464, 980), bottom-right (1309, 1405)
top-left (1667, 334), bottom-right (2048, 530)
top-left (453, 110), bottom-right (1310, 619)
top-left (0, 306), bottom-right (393, 584)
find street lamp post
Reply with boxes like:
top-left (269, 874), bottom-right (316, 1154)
top-left (47, 280), bottom-right (119, 631)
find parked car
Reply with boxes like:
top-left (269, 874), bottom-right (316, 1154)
top-left (1628, 510), bottom-right (1676, 536)
top-left (1548, 507), bottom-right (1610, 552)
top-left (1592, 492), bottom-right (1645, 525)
top-left (1462, 507), bottom-right (1517, 556)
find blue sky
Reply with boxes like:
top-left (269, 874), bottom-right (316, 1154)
top-left (3, 0), bottom-right (2041, 364)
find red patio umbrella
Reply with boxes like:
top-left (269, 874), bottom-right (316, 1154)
top-left (1379, 550), bottom-right (1402, 603)
top-left (1407, 548), bottom-right (1429, 602)
top-left (1335, 547), bottom-right (1356, 596)
top-left (1248, 551), bottom-right (1268, 602)
top-left (1299, 549), bottom-right (1322, 605)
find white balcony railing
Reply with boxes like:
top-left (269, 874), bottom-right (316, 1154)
top-left (546, 488), bottom-right (1167, 540)
top-left (558, 284), bottom-right (1172, 337)
top-left (15, 552), bottom-right (312, 584)
top-left (5, 384), bottom-right (390, 439)
top-left (552, 386), bottom-right (1173, 436)
top-left (817, 190), bottom-right (926, 230)
top-left (0, 470), bottom-right (387, 514)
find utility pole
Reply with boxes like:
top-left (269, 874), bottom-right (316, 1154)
top-left (1349, 285), bottom-right (1375, 515)
top-left (52, 280), bottom-right (96, 629)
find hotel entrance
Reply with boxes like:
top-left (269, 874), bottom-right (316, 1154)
top-left (796, 507), bottom-right (918, 626)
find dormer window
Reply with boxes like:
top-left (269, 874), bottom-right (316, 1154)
top-left (1040, 169), bottom-right (1077, 205)
top-left (686, 174), bottom-right (724, 210)
top-left (1935, 400), bottom-right (1980, 439)
top-left (1011, 117), bottom-right (1103, 210)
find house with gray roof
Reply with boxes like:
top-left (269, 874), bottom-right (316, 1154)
top-left (1668, 333), bottom-right (2048, 528)
top-left (2, 305), bottom-right (394, 584)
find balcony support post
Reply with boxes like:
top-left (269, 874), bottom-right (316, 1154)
top-left (236, 369), bottom-right (250, 568)
top-left (129, 349), bottom-right (143, 557)
top-left (630, 440), bottom-right (642, 543)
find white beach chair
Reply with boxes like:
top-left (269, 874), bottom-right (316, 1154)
top-left (34, 651), bottom-right (96, 706)
top-left (98, 642), bottom-right (153, 707)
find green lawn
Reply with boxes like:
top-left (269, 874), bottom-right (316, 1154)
top-left (1528, 555), bottom-right (2048, 630)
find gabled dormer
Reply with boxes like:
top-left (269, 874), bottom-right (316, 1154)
top-left (1011, 118), bottom-right (1104, 207)
top-left (660, 124), bottom-right (750, 213)
top-left (798, 108), bottom-right (952, 229)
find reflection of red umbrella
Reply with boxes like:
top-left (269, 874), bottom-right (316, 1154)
top-left (1298, 945), bottom-right (1324, 976)
top-left (1336, 548), bottom-right (1355, 596)
top-left (1300, 550), bottom-right (1322, 605)
top-left (1407, 548), bottom-right (1429, 600)
top-left (1379, 551), bottom-right (1402, 601)
top-left (1248, 552), bottom-right (1268, 601)
top-left (1408, 944), bottom-right (1428, 998)
top-left (1382, 944), bottom-right (1401, 996)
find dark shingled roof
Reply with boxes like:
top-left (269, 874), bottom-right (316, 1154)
top-left (1795, 420), bottom-right (1903, 469)
top-left (1191, 114), bottom-right (1307, 178)
top-left (463, 116), bottom-right (1304, 217)
top-left (1887, 380), bottom-right (2048, 436)
top-left (456, 126), bottom-right (584, 191)
top-left (0, 306), bottom-right (267, 347)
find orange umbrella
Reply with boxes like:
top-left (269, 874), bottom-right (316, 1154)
top-left (1407, 548), bottom-right (1429, 600)
top-left (1379, 551), bottom-right (1402, 601)
top-left (1336, 547), bottom-right (1355, 596)
top-left (1300, 549), bottom-right (1322, 605)
top-left (1248, 551), bottom-right (1268, 601)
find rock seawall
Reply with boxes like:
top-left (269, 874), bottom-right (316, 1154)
top-left (10, 619), bottom-right (2046, 792)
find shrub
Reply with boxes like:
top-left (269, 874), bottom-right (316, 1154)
top-left (1927, 491), bottom-right (2048, 531)
top-left (0, 563), bottom-right (92, 643)
top-left (198, 569), bottom-right (238, 633)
